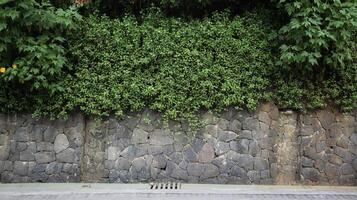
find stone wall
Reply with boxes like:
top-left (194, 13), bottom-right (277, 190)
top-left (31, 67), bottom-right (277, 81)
top-left (0, 103), bottom-right (356, 185)
top-left (299, 109), bottom-right (357, 185)
top-left (0, 114), bottom-right (84, 182)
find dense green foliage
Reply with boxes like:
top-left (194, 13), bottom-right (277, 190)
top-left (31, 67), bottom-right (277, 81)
top-left (0, 0), bottom-right (80, 91)
top-left (276, 0), bottom-right (357, 77)
top-left (38, 11), bottom-right (274, 120)
top-left (272, 0), bottom-right (357, 111)
top-left (0, 0), bottom-right (355, 123)
top-left (60, 0), bottom-right (273, 18)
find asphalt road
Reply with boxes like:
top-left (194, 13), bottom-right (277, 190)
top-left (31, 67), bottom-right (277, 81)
top-left (0, 183), bottom-right (356, 200)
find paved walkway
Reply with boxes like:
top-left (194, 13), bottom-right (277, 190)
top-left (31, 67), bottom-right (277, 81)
top-left (0, 183), bottom-right (356, 200)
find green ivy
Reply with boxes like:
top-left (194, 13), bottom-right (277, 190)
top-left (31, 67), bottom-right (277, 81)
top-left (0, 5), bottom-right (355, 123)
top-left (33, 10), bottom-right (274, 121)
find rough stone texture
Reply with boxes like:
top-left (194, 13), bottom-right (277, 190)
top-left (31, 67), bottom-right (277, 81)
top-left (0, 113), bottom-right (84, 183)
top-left (299, 109), bottom-right (357, 185)
top-left (0, 104), bottom-right (356, 185)
top-left (276, 111), bottom-right (298, 185)
top-left (197, 143), bottom-right (215, 163)
top-left (54, 134), bottom-right (69, 153)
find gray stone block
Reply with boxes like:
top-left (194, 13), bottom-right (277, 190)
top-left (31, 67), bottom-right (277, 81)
top-left (16, 142), bottom-right (27, 151)
top-left (300, 126), bottom-right (314, 136)
top-left (18, 142), bottom-right (36, 161)
top-left (325, 163), bottom-right (339, 177)
top-left (132, 129), bottom-right (149, 144)
top-left (218, 131), bottom-right (237, 142)
top-left (329, 154), bottom-right (343, 165)
top-left (135, 145), bottom-right (148, 157)
top-left (13, 161), bottom-right (28, 176)
top-left (201, 164), bottom-right (219, 179)
top-left (314, 159), bottom-right (325, 172)
top-left (35, 152), bottom-right (55, 164)
top-left (0, 161), bottom-right (4, 173)
top-left (340, 163), bottom-right (354, 175)
top-left (352, 158), bottom-right (357, 172)
top-left (150, 130), bottom-right (173, 145)
top-left (46, 162), bottom-right (62, 175)
top-left (164, 161), bottom-right (176, 176)
top-left (247, 170), bottom-right (260, 183)
top-left (218, 119), bottom-right (229, 130)
top-left (270, 163), bottom-right (278, 178)
top-left (258, 112), bottom-right (270, 124)
top-left (301, 168), bottom-right (319, 181)
top-left (178, 160), bottom-right (188, 170)
top-left (229, 119), bottom-right (241, 133)
top-left (214, 141), bottom-right (230, 155)
top-left (335, 147), bottom-right (353, 162)
top-left (9, 140), bottom-right (16, 154)
top-left (243, 118), bottom-right (259, 131)
top-left (259, 137), bottom-right (273, 150)
top-left (152, 154), bottom-right (167, 169)
top-left (43, 126), bottom-right (57, 142)
top-left (132, 157), bottom-right (146, 171)
top-left (230, 139), bottom-right (249, 154)
top-left (201, 111), bottom-right (218, 125)
top-left (202, 125), bottom-right (219, 138)
top-left (350, 134), bottom-right (357, 145)
top-left (173, 132), bottom-right (189, 144)
top-left (124, 116), bottom-right (140, 130)
top-left (213, 156), bottom-right (234, 174)
top-left (115, 157), bottom-right (131, 170)
top-left (54, 134), bottom-right (69, 153)
top-left (197, 143), bottom-right (214, 163)
top-left (229, 165), bottom-right (246, 178)
top-left (315, 140), bottom-right (327, 153)
top-left (32, 164), bottom-right (47, 173)
top-left (1, 171), bottom-right (14, 183)
top-left (169, 152), bottom-right (183, 164)
top-left (12, 175), bottom-right (30, 183)
top-left (62, 164), bottom-right (79, 176)
top-left (14, 128), bottom-right (29, 142)
top-left (337, 136), bottom-right (350, 148)
top-left (303, 148), bottom-right (319, 160)
top-left (118, 170), bottom-right (130, 183)
top-left (192, 138), bottom-right (205, 153)
top-left (301, 157), bottom-right (314, 167)
top-left (48, 174), bottom-right (63, 183)
top-left (37, 142), bottom-right (54, 151)
top-left (19, 150), bottom-right (35, 161)
top-left (0, 133), bottom-right (6, 145)
top-left (226, 151), bottom-right (240, 161)
top-left (237, 154), bottom-right (254, 171)
top-left (249, 141), bottom-right (260, 156)
top-left (238, 130), bottom-right (252, 139)
top-left (187, 163), bottom-right (203, 177)
top-left (254, 158), bottom-right (269, 170)
top-left (148, 145), bottom-right (174, 156)
top-left (170, 167), bottom-right (188, 180)
top-left (120, 146), bottom-right (136, 158)
top-left (260, 170), bottom-right (270, 179)
top-left (104, 160), bottom-right (115, 170)
top-left (183, 147), bottom-right (197, 162)
top-left (339, 174), bottom-right (355, 185)
top-left (317, 110), bottom-right (335, 129)
top-left (107, 146), bottom-right (120, 160)
top-left (57, 148), bottom-right (76, 163)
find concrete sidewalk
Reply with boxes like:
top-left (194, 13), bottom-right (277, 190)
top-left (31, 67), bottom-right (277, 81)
top-left (0, 183), bottom-right (356, 200)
